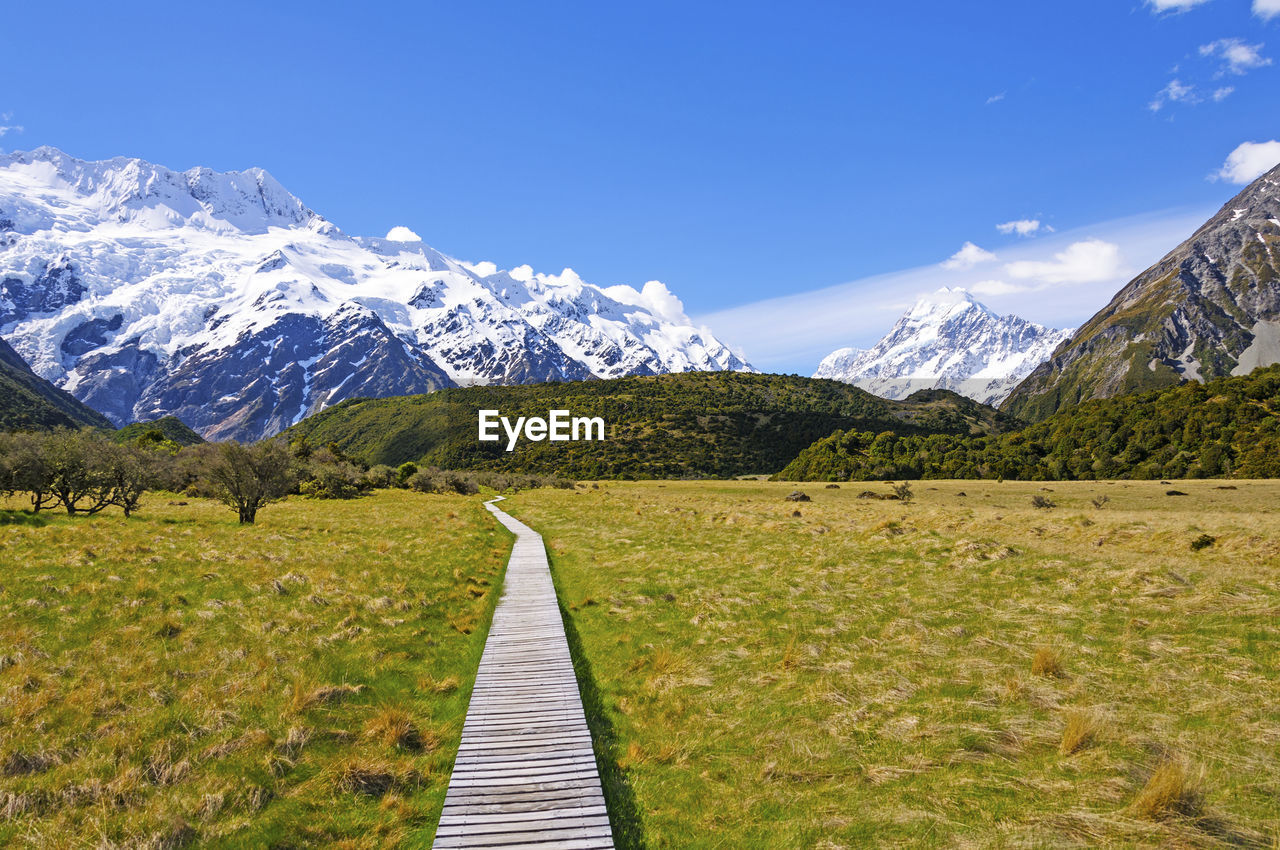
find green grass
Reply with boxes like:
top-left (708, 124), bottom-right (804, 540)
top-left (508, 479), bottom-right (1280, 848)
top-left (0, 489), bottom-right (509, 848)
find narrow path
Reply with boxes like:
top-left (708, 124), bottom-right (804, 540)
top-left (432, 497), bottom-right (614, 850)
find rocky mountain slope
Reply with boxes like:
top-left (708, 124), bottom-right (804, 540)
top-left (0, 147), bottom-right (750, 441)
top-left (814, 288), bottom-right (1072, 405)
top-left (1004, 161), bottom-right (1280, 421)
top-left (0, 335), bottom-right (111, 431)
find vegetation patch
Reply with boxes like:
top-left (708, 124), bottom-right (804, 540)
top-left (777, 364), bottom-right (1280, 481)
top-left (0, 489), bottom-right (509, 847)
top-left (284, 372), bottom-right (1016, 479)
top-left (509, 479), bottom-right (1279, 847)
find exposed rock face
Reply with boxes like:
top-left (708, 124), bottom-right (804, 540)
top-left (815, 288), bottom-right (1072, 405)
top-left (1003, 162), bottom-right (1280, 421)
top-left (0, 147), bottom-right (751, 440)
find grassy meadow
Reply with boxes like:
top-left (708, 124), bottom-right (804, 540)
top-left (508, 479), bottom-right (1280, 848)
top-left (0, 489), bottom-right (510, 848)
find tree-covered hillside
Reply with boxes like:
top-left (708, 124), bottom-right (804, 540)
top-left (0, 336), bottom-right (111, 431)
top-left (112, 416), bottom-right (205, 447)
top-left (776, 364), bottom-right (1280, 481)
top-left (286, 372), bottom-right (1015, 479)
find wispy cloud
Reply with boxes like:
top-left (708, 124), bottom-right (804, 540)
top-left (1213, 140), bottom-right (1280, 183)
top-left (1212, 86), bottom-right (1235, 101)
top-left (1149, 78), bottom-right (1198, 111)
top-left (1256, 0), bottom-right (1280, 20)
top-left (1146, 0), bottom-right (1213, 12)
top-left (1199, 38), bottom-right (1271, 75)
top-left (696, 208), bottom-right (1211, 374)
top-left (940, 241), bottom-right (997, 270)
top-left (970, 279), bottom-right (1027, 296)
top-left (0, 112), bottom-right (23, 137)
top-left (985, 92), bottom-right (1006, 105)
top-left (996, 219), bottom-right (1048, 237)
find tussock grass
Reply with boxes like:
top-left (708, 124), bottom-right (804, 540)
top-left (1130, 758), bottom-right (1204, 821)
top-left (0, 489), bottom-right (508, 847)
top-left (511, 479), bottom-right (1280, 848)
top-left (1031, 646), bottom-right (1065, 678)
top-left (1059, 708), bottom-right (1104, 755)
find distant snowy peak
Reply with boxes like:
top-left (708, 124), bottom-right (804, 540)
top-left (0, 147), bottom-right (752, 441)
top-left (815, 287), bottom-right (1072, 406)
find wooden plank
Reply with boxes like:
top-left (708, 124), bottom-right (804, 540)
top-left (430, 497), bottom-right (613, 849)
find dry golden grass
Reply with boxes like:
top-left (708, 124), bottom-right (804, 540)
top-left (1130, 758), bottom-right (1204, 820)
top-left (1059, 708), bottom-right (1104, 755)
top-left (364, 707), bottom-right (430, 752)
top-left (1031, 646), bottom-right (1065, 678)
top-left (510, 478), bottom-right (1280, 849)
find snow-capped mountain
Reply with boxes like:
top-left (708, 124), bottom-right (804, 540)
top-left (814, 288), bottom-right (1072, 405)
top-left (0, 147), bottom-right (751, 440)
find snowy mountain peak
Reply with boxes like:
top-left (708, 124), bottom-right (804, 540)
top-left (904, 286), bottom-right (988, 320)
top-left (0, 147), bottom-right (752, 441)
top-left (0, 146), bottom-right (324, 235)
top-left (815, 289), bottom-right (1071, 406)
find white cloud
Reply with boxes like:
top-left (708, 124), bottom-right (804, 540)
top-left (985, 92), bottom-right (1006, 105)
top-left (602, 279), bottom-right (691, 325)
top-left (1149, 79), bottom-right (1198, 111)
top-left (996, 219), bottom-right (1043, 237)
top-left (1005, 239), bottom-right (1123, 284)
top-left (385, 225), bottom-right (422, 242)
top-left (1214, 140), bottom-right (1280, 183)
top-left (1199, 38), bottom-right (1271, 75)
top-left (1256, 0), bottom-right (1280, 20)
top-left (1146, 0), bottom-right (1212, 12)
top-left (0, 111), bottom-right (22, 137)
top-left (969, 280), bottom-right (1027, 296)
top-left (940, 241), bottom-right (997, 270)
top-left (1212, 86), bottom-right (1235, 101)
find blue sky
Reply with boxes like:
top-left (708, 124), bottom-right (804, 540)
top-left (4, 0), bottom-right (1279, 372)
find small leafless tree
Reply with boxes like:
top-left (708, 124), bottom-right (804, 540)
top-left (209, 441), bottom-right (294, 524)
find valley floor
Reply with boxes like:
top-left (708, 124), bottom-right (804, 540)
top-left (507, 479), bottom-right (1280, 848)
top-left (0, 490), bottom-right (510, 848)
top-left (3, 481), bottom-right (1278, 848)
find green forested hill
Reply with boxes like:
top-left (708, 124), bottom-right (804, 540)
top-left (286, 372), bottom-right (1015, 479)
top-left (112, 416), bottom-right (205, 446)
top-left (0, 336), bottom-right (112, 431)
top-left (777, 364), bottom-right (1280, 481)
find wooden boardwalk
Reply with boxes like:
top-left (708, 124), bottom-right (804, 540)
top-left (433, 497), bottom-right (614, 849)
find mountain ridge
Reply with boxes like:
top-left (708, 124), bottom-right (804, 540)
top-left (1003, 161), bottom-right (1280, 421)
top-left (815, 287), bottom-right (1072, 406)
